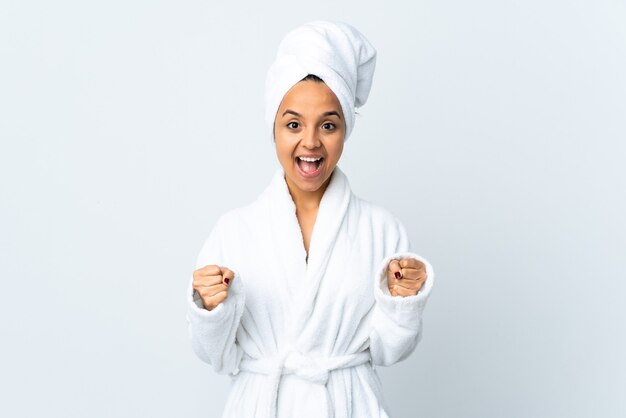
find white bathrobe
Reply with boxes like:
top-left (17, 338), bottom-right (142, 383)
top-left (186, 165), bottom-right (435, 418)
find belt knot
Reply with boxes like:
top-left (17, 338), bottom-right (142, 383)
top-left (239, 349), bottom-right (372, 418)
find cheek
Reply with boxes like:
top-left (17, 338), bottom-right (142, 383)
top-left (274, 140), bottom-right (293, 161)
top-left (328, 140), bottom-right (344, 160)
top-left (274, 125), bottom-right (294, 143)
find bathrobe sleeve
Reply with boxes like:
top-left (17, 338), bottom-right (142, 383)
top-left (369, 216), bottom-right (435, 367)
top-left (185, 214), bottom-right (246, 375)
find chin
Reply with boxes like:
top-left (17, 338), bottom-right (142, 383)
top-left (298, 181), bottom-right (324, 192)
top-left (286, 169), bottom-right (329, 193)
top-left (293, 175), bottom-right (324, 190)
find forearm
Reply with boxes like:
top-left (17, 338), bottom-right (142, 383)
top-left (369, 251), bottom-right (434, 366)
top-left (186, 276), bottom-right (246, 375)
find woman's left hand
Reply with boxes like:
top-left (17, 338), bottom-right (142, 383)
top-left (386, 257), bottom-right (427, 297)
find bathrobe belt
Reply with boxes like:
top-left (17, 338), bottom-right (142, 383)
top-left (238, 349), bottom-right (373, 418)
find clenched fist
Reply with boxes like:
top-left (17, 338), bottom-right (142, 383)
top-left (386, 258), bottom-right (427, 297)
top-left (192, 265), bottom-right (235, 311)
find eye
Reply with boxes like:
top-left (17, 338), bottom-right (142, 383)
top-left (322, 122), bottom-right (336, 130)
top-left (287, 121), bottom-right (299, 129)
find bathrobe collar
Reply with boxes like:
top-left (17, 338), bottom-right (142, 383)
top-left (265, 164), bottom-right (352, 340)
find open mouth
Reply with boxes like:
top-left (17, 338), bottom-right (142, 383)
top-left (295, 156), bottom-right (324, 176)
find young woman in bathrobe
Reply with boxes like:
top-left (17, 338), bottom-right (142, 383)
top-left (186, 20), bottom-right (435, 418)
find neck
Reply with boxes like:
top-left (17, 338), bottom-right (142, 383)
top-left (285, 170), bottom-right (334, 212)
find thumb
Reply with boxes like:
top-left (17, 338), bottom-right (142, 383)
top-left (388, 259), bottom-right (403, 280)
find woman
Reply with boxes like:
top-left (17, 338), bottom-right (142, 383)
top-left (186, 20), bottom-right (435, 418)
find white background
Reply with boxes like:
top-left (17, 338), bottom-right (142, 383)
top-left (1, 1), bottom-right (624, 417)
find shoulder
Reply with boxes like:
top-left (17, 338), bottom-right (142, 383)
top-left (351, 194), bottom-right (405, 231)
top-left (206, 170), bottom-right (278, 235)
top-left (350, 194), bottom-right (411, 254)
top-left (211, 191), bottom-right (269, 236)
top-left (211, 206), bottom-right (246, 232)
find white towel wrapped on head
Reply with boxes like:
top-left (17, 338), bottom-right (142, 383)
top-left (264, 20), bottom-right (377, 142)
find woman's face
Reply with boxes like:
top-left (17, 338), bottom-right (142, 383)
top-left (274, 80), bottom-right (345, 195)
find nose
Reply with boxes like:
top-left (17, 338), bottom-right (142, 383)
top-left (301, 127), bottom-right (321, 149)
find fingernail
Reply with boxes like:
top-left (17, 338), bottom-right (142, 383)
top-left (224, 278), bottom-right (230, 285)
top-left (394, 271), bottom-right (401, 279)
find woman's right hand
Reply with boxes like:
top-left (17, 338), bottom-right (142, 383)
top-left (192, 265), bottom-right (235, 311)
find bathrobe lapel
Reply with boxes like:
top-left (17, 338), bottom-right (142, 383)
top-left (295, 166), bottom-right (351, 338)
top-left (266, 167), bottom-right (302, 345)
top-left (266, 165), bottom-right (352, 343)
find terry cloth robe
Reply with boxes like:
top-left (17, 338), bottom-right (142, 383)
top-left (186, 165), bottom-right (435, 418)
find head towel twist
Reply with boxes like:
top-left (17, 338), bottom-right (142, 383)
top-left (264, 20), bottom-right (377, 142)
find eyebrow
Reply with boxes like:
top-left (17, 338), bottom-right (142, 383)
top-left (282, 109), bottom-right (342, 119)
top-left (322, 111), bottom-right (342, 119)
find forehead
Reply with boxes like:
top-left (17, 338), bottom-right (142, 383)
top-left (279, 81), bottom-right (341, 110)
